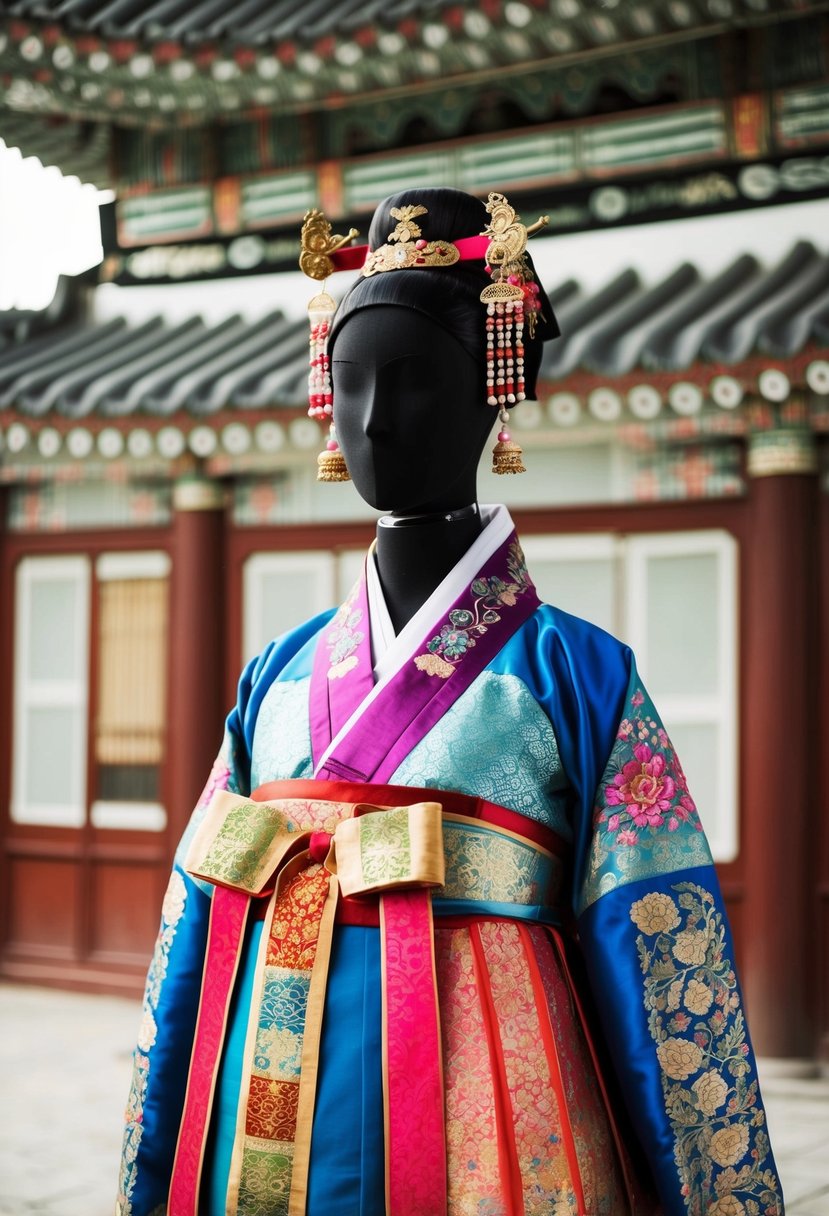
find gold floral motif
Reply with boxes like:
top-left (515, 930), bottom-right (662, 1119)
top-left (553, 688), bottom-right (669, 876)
top-left (710, 1124), bottom-right (750, 1168)
top-left (708, 1198), bottom-right (746, 1216)
top-left (657, 1037), bottom-right (704, 1081)
top-left (631, 881), bottom-right (782, 1215)
top-left (685, 979), bottom-right (715, 1016)
top-left (388, 204), bottom-right (428, 243)
top-left (631, 891), bottom-right (681, 935)
top-left (692, 1070), bottom-right (729, 1116)
top-left (414, 653), bottom-right (454, 679)
top-left (672, 928), bottom-right (711, 966)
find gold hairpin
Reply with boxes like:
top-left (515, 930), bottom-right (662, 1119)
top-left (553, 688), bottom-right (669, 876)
top-left (299, 209), bottom-right (360, 282)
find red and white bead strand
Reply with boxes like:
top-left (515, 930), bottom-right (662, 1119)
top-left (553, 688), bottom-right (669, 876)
top-left (307, 293), bottom-right (336, 420)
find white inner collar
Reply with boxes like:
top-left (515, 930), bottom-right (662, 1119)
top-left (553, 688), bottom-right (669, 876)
top-left (365, 503), bottom-right (513, 681)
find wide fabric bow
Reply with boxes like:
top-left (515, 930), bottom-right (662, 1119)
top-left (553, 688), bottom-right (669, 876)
top-left (185, 790), bottom-right (446, 899)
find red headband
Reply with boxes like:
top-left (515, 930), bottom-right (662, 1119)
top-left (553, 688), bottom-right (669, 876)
top-left (327, 234), bottom-right (491, 274)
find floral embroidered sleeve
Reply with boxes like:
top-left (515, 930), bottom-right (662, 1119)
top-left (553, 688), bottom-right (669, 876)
top-left (579, 682), bottom-right (712, 912)
top-left (118, 711), bottom-right (251, 1215)
top-left (575, 666), bottom-right (783, 1216)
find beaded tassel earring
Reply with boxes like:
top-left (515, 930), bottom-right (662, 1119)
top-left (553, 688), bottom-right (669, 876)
top-left (306, 290), bottom-right (335, 422)
top-left (299, 210), bottom-right (359, 480)
top-left (480, 193), bottom-right (548, 474)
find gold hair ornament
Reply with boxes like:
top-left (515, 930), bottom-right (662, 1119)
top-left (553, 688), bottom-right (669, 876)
top-left (362, 204), bottom-right (461, 276)
top-left (480, 192), bottom-right (548, 339)
top-left (299, 209), bottom-right (360, 282)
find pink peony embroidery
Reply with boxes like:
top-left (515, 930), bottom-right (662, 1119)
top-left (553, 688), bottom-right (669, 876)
top-left (586, 685), bottom-right (711, 898)
top-left (605, 742), bottom-right (676, 827)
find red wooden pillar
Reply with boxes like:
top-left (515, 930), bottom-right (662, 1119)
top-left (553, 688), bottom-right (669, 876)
top-left (818, 462), bottom-right (829, 1064)
top-left (742, 430), bottom-right (819, 1058)
top-left (167, 474), bottom-right (227, 847)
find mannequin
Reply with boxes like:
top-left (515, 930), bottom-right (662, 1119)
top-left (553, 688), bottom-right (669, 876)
top-left (331, 307), bottom-right (492, 631)
top-left (118, 188), bottom-right (782, 1216)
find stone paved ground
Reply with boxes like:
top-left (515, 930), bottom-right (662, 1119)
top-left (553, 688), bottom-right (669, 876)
top-left (1, 982), bottom-right (827, 1214)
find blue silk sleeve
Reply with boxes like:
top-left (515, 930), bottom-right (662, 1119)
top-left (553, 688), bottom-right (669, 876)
top-left (571, 663), bottom-right (784, 1215)
top-left (116, 614), bottom-right (332, 1216)
top-left (117, 867), bottom-right (211, 1216)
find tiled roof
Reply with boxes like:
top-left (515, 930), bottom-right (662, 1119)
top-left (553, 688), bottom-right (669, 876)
top-left (541, 241), bottom-right (829, 379)
top-left (2, 0), bottom-right (824, 133)
top-left (0, 0), bottom-right (795, 48)
top-left (0, 242), bottom-right (827, 421)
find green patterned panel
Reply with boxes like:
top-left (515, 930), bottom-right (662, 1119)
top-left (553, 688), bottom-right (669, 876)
top-left (358, 808), bottom-right (411, 886)
top-left (582, 105), bottom-right (727, 171)
top-left (777, 83), bottom-right (829, 147)
top-left (119, 187), bottom-right (213, 243)
top-left (343, 152), bottom-right (456, 210)
top-left (240, 172), bottom-right (317, 224)
top-left (459, 131), bottom-right (576, 190)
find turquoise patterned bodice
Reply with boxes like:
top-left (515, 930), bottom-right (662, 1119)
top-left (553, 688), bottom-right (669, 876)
top-left (250, 670), bottom-right (573, 840)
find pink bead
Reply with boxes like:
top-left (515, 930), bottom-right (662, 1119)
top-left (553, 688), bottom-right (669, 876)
top-left (507, 274), bottom-right (520, 285)
top-left (498, 430), bottom-right (510, 442)
top-left (415, 239), bottom-right (426, 249)
top-left (326, 439), bottom-right (338, 451)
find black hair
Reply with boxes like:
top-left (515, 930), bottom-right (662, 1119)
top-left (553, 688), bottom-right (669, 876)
top-left (329, 187), bottom-right (558, 399)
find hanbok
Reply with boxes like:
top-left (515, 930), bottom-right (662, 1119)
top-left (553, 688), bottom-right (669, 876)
top-left (118, 505), bottom-right (782, 1216)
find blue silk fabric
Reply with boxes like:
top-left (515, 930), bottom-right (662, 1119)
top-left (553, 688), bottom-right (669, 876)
top-left (118, 603), bottom-right (783, 1216)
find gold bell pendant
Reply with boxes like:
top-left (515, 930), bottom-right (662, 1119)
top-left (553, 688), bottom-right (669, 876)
top-left (317, 423), bottom-right (350, 482)
top-left (491, 408), bottom-right (526, 475)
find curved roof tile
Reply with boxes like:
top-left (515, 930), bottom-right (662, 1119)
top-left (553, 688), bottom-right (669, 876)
top-left (77, 317), bottom-right (209, 416)
top-left (700, 241), bottom-right (819, 364)
top-left (641, 254), bottom-right (760, 370)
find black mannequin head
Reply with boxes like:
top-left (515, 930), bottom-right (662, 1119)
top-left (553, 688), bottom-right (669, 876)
top-left (328, 188), bottom-right (557, 514)
top-left (331, 307), bottom-right (492, 513)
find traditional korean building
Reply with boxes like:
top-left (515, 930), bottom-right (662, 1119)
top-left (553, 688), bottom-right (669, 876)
top-left (0, 0), bottom-right (827, 1067)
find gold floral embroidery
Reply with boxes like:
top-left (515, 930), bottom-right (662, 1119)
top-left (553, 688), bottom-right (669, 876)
top-left (118, 870), bottom-right (188, 1216)
top-left (693, 1070), bottom-right (729, 1116)
top-left (631, 891), bottom-right (681, 935)
top-left (631, 882), bottom-right (782, 1216)
top-left (414, 653), bottom-right (454, 679)
top-left (441, 822), bottom-right (559, 907)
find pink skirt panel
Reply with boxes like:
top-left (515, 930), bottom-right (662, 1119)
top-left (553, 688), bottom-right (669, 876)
top-left (434, 921), bottom-right (631, 1216)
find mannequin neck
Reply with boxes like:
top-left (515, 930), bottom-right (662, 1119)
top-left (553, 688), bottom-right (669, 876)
top-left (375, 503), bottom-right (483, 634)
